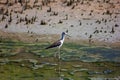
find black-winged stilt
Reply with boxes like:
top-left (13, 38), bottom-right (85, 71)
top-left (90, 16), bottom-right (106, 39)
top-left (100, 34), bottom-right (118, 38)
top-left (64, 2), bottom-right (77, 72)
top-left (46, 31), bottom-right (70, 79)
top-left (45, 32), bottom-right (70, 59)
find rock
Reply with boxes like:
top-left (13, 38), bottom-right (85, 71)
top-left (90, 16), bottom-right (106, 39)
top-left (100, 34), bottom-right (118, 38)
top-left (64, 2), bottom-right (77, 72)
top-left (87, 71), bottom-right (102, 75)
top-left (68, 71), bottom-right (74, 76)
top-left (48, 63), bottom-right (57, 66)
top-left (21, 64), bottom-right (25, 67)
top-left (103, 69), bottom-right (113, 74)
top-left (27, 59), bottom-right (38, 64)
top-left (61, 68), bottom-right (68, 72)
top-left (41, 62), bottom-right (57, 66)
top-left (0, 58), bottom-right (9, 63)
top-left (72, 65), bottom-right (81, 68)
top-left (32, 64), bottom-right (44, 69)
top-left (10, 59), bottom-right (23, 63)
top-left (79, 68), bottom-right (88, 71)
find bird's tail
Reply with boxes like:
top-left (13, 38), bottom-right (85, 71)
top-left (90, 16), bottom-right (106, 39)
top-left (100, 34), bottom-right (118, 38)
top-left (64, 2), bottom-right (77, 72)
top-left (45, 46), bottom-right (51, 49)
top-left (45, 45), bottom-right (55, 49)
top-left (45, 47), bottom-right (49, 49)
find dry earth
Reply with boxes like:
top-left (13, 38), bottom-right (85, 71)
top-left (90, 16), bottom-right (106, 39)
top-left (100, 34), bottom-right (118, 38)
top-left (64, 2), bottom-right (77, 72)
top-left (0, 0), bottom-right (120, 47)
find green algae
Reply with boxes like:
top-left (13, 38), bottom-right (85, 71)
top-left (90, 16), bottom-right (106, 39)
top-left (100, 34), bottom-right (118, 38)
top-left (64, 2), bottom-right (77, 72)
top-left (0, 40), bottom-right (120, 80)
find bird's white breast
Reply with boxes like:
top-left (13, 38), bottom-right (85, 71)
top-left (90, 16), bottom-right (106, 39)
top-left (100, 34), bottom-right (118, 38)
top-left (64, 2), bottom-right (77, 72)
top-left (59, 39), bottom-right (64, 48)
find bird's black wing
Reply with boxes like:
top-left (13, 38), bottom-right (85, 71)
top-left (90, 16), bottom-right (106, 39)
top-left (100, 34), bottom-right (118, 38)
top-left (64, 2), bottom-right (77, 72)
top-left (45, 40), bottom-right (61, 49)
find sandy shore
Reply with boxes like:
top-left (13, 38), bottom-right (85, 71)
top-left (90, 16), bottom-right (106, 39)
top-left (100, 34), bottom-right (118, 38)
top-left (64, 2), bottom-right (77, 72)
top-left (0, 30), bottom-right (120, 48)
top-left (0, 0), bottom-right (120, 46)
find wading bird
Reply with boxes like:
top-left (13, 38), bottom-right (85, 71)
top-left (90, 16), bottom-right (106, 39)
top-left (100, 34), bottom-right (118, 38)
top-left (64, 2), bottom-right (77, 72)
top-left (46, 32), bottom-right (70, 59)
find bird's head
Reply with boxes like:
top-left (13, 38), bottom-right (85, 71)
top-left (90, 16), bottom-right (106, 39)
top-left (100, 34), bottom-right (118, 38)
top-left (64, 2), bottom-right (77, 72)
top-left (62, 32), bottom-right (66, 35)
top-left (62, 32), bottom-right (70, 37)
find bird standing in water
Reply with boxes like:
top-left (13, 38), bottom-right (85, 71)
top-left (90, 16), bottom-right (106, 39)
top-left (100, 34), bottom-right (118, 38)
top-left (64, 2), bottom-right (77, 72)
top-left (46, 31), bottom-right (70, 79)
top-left (46, 32), bottom-right (70, 59)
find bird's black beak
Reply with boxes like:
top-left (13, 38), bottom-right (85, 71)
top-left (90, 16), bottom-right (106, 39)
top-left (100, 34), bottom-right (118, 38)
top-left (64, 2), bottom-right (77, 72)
top-left (65, 31), bottom-right (71, 37)
top-left (66, 34), bottom-right (71, 37)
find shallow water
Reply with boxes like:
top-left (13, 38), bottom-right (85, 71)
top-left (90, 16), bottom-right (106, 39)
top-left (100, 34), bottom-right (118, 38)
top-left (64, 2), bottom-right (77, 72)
top-left (0, 40), bottom-right (120, 80)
